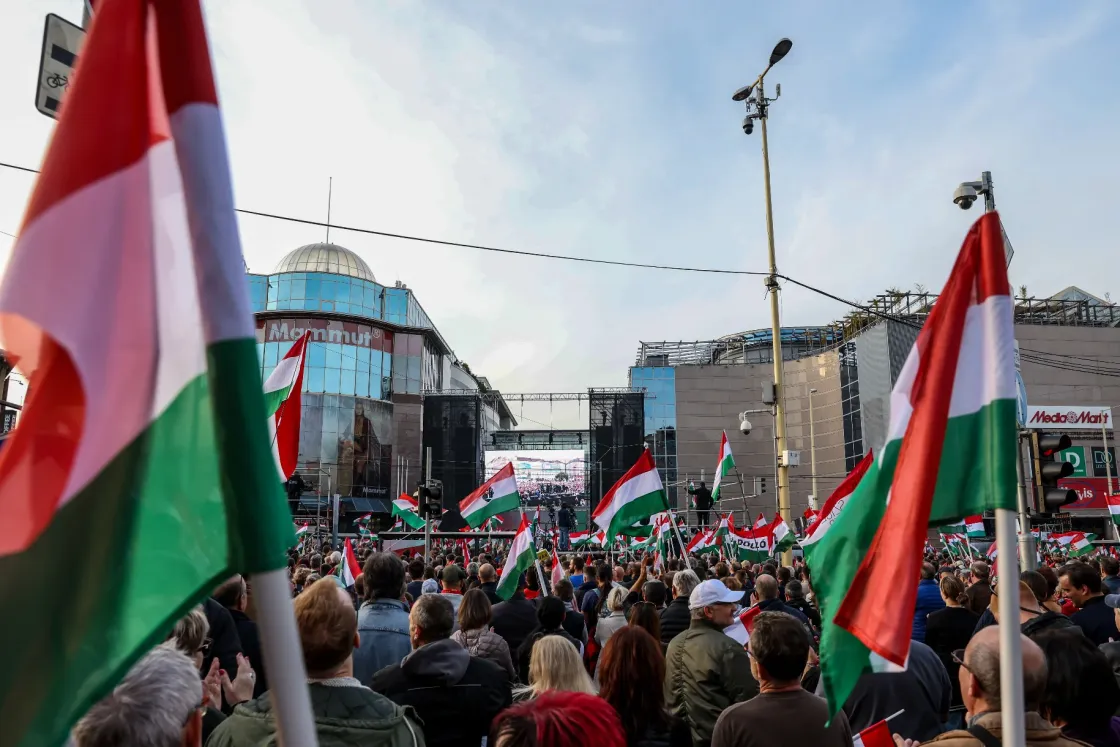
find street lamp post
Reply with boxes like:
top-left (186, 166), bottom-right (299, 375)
top-left (809, 388), bottom-right (818, 510)
top-left (733, 37), bottom-right (794, 564)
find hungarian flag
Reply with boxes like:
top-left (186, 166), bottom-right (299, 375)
top-left (496, 516), bottom-right (537, 600)
top-left (723, 605), bottom-right (761, 647)
top-left (727, 525), bottom-right (771, 563)
top-left (1108, 494), bottom-right (1120, 526)
top-left (459, 539), bottom-right (473, 565)
top-left (753, 513), bottom-right (768, 530)
top-left (686, 528), bottom-right (718, 555)
top-left (0, 2), bottom-right (295, 744)
top-left (713, 513), bottom-right (732, 543)
top-left (938, 519), bottom-right (966, 535)
top-left (592, 449), bottom-right (668, 540)
top-left (337, 538), bottom-right (361, 587)
top-left (768, 514), bottom-right (796, 554)
top-left (460, 462), bottom-right (520, 529)
top-left (263, 332), bottom-right (308, 479)
top-left (853, 719), bottom-right (895, 747)
top-left (814, 213), bottom-right (1017, 719)
top-left (802, 450), bottom-right (873, 550)
top-left (391, 493), bottom-right (426, 530)
top-left (964, 515), bottom-right (986, 538)
top-left (1068, 532), bottom-right (1094, 558)
top-left (570, 529), bottom-right (591, 546)
top-left (711, 431), bottom-right (736, 501)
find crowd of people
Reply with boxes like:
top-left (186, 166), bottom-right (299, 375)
top-left (60, 536), bottom-right (1120, 747)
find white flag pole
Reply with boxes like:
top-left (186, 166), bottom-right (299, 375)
top-left (252, 569), bottom-right (320, 747)
top-left (994, 507), bottom-right (1027, 746)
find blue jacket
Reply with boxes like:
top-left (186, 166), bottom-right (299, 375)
top-left (911, 579), bottom-right (946, 643)
top-left (353, 599), bottom-right (412, 685)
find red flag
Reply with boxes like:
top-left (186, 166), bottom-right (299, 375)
top-left (854, 719), bottom-right (894, 747)
top-left (804, 449), bottom-right (873, 541)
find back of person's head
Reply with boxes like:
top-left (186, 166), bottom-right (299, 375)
top-left (1036, 630), bottom-right (1120, 729)
top-left (920, 562), bottom-right (936, 580)
top-left (643, 579), bottom-right (667, 607)
top-left (597, 563), bottom-right (614, 585)
top-left (212, 574), bottom-right (246, 611)
top-left (295, 577), bottom-right (359, 677)
top-left (573, 556), bottom-right (586, 573)
top-left (526, 569), bottom-right (541, 592)
top-left (1020, 570), bottom-right (1049, 607)
top-left (362, 552), bottom-right (405, 602)
top-left (970, 560), bottom-right (990, 582)
top-left (749, 611), bottom-right (811, 685)
top-left (606, 586), bottom-right (627, 613)
top-left (1060, 562), bottom-right (1102, 595)
top-left (468, 561), bottom-right (480, 578)
top-left (761, 563), bottom-right (777, 577)
top-left (785, 580), bottom-right (804, 600)
top-left (537, 596), bottom-right (567, 630)
top-left (965, 626), bottom-right (1047, 711)
top-left (598, 626), bottom-right (668, 742)
top-left (672, 569), bottom-right (700, 600)
top-left (166, 605), bottom-right (209, 666)
top-left (310, 553), bottom-right (323, 571)
top-left (1089, 559), bottom-right (1102, 577)
top-left (527, 635), bottom-right (595, 697)
top-left (479, 563), bottom-right (497, 583)
top-left (489, 691), bottom-right (626, 747)
top-left (408, 558), bottom-right (425, 581)
top-left (73, 643), bottom-right (203, 747)
top-left (1102, 556), bottom-right (1120, 577)
top-left (628, 601), bottom-right (662, 642)
top-left (755, 574), bottom-right (778, 600)
top-left (554, 578), bottom-right (574, 602)
top-left (940, 574), bottom-right (967, 605)
top-left (722, 577), bottom-right (742, 592)
top-left (410, 593), bottom-right (455, 646)
top-left (1037, 564), bottom-right (1060, 599)
top-left (459, 588), bottom-right (493, 632)
top-left (715, 562), bottom-right (729, 579)
top-left (776, 566), bottom-right (791, 584)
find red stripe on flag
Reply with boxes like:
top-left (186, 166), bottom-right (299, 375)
top-left (153, 0), bottom-right (219, 113)
top-left (275, 334), bottom-right (308, 479)
top-left (857, 719), bottom-right (895, 747)
top-left (834, 212), bottom-right (1005, 667)
top-left (459, 462), bottom-right (515, 513)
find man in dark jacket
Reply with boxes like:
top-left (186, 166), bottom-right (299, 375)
top-left (688, 481), bottom-right (714, 528)
top-left (208, 578), bottom-right (422, 747)
top-left (201, 596), bottom-right (242, 694)
top-left (553, 578), bottom-right (588, 645)
top-left (516, 596), bottom-right (582, 683)
top-left (1060, 562), bottom-right (1120, 646)
top-left (661, 569), bottom-right (699, 646)
top-left (371, 593), bottom-right (511, 747)
top-left (784, 580), bottom-right (821, 630)
top-left (212, 574), bottom-right (267, 697)
top-left (912, 562), bottom-right (946, 643)
top-left (490, 574), bottom-right (540, 655)
top-left (753, 574), bottom-right (810, 627)
top-left (477, 563), bottom-right (502, 606)
top-left (665, 580), bottom-right (759, 747)
top-left (964, 560), bottom-right (992, 616)
top-left (1102, 556), bottom-right (1120, 595)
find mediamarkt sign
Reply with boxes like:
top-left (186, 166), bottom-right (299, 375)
top-left (1026, 405), bottom-right (1112, 431)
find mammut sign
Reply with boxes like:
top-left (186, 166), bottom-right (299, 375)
top-left (1026, 405), bottom-right (1112, 431)
top-left (257, 318), bottom-right (393, 352)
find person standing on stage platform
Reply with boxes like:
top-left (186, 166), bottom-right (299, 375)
top-left (688, 481), bottom-right (714, 528)
top-left (558, 501), bottom-right (575, 551)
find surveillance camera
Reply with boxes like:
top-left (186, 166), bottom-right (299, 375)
top-left (742, 116), bottom-right (754, 135)
top-left (953, 184), bottom-right (977, 210)
top-left (739, 418), bottom-right (753, 436)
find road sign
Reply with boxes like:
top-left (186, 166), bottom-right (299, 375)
top-left (1000, 219), bottom-right (1014, 266)
top-left (36, 14), bottom-right (86, 119)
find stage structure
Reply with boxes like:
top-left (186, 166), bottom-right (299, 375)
top-left (422, 388), bottom-right (646, 532)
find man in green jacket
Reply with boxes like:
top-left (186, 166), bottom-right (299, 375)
top-left (665, 579), bottom-right (759, 747)
top-left (207, 578), bottom-right (425, 747)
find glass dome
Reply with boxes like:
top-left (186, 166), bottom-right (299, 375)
top-left (274, 243), bottom-right (375, 283)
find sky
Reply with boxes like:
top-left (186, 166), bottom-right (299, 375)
top-left (2, 1), bottom-right (1119, 430)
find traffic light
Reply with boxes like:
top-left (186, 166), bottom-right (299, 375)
top-left (417, 480), bottom-right (444, 517)
top-left (1033, 433), bottom-right (1077, 510)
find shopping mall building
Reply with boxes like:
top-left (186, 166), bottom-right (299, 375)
top-left (248, 243), bottom-right (513, 519)
top-left (631, 286), bottom-right (1120, 540)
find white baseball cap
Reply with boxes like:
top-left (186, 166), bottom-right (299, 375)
top-left (689, 579), bottom-right (744, 610)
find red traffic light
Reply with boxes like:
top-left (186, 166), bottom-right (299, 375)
top-left (1038, 433), bottom-right (1072, 458)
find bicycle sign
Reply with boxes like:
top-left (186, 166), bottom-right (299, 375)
top-left (36, 14), bottom-right (86, 119)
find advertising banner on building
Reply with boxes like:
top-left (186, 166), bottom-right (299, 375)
top-left (1026, 405), bottom-right (1113, 430)
top-left (1058, 446), bottom-right (1089, 478)
top-left (1056, 476), bottom-right (1117, 511)
top-left (1092, 446), bottom-right (1116, 478)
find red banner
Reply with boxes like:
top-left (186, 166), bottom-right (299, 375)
top-left (1056, 476), bottom-right (1118, 510)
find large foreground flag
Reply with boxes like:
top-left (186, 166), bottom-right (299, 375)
top-left (592, 449), bottom-right (668, 540)
top-left (0, 1), bottom-right (295, 744)
top-left (711, 430), bottom-right (736, 501)
top-left (496, 516), bottom-right (537, 600)
top-left (263, 332), bottom-right (308, 479)
top-left (392, 493), bottom-right (426, 530)
top-left (460, 462), bottom-right (520, 529)
top-left (814, 212), bottom-right (1017, 719)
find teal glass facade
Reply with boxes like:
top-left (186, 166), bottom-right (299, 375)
top-left (630, 366), bottom-right (678, 506)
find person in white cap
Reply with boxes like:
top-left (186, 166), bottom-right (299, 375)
top-left (664, 579), bottom-right (759, 747)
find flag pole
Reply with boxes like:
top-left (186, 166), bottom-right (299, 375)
top-left (994, 507), bottom-right (1027, 746)
top-left (252, 569), bottom-right (320, 746)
